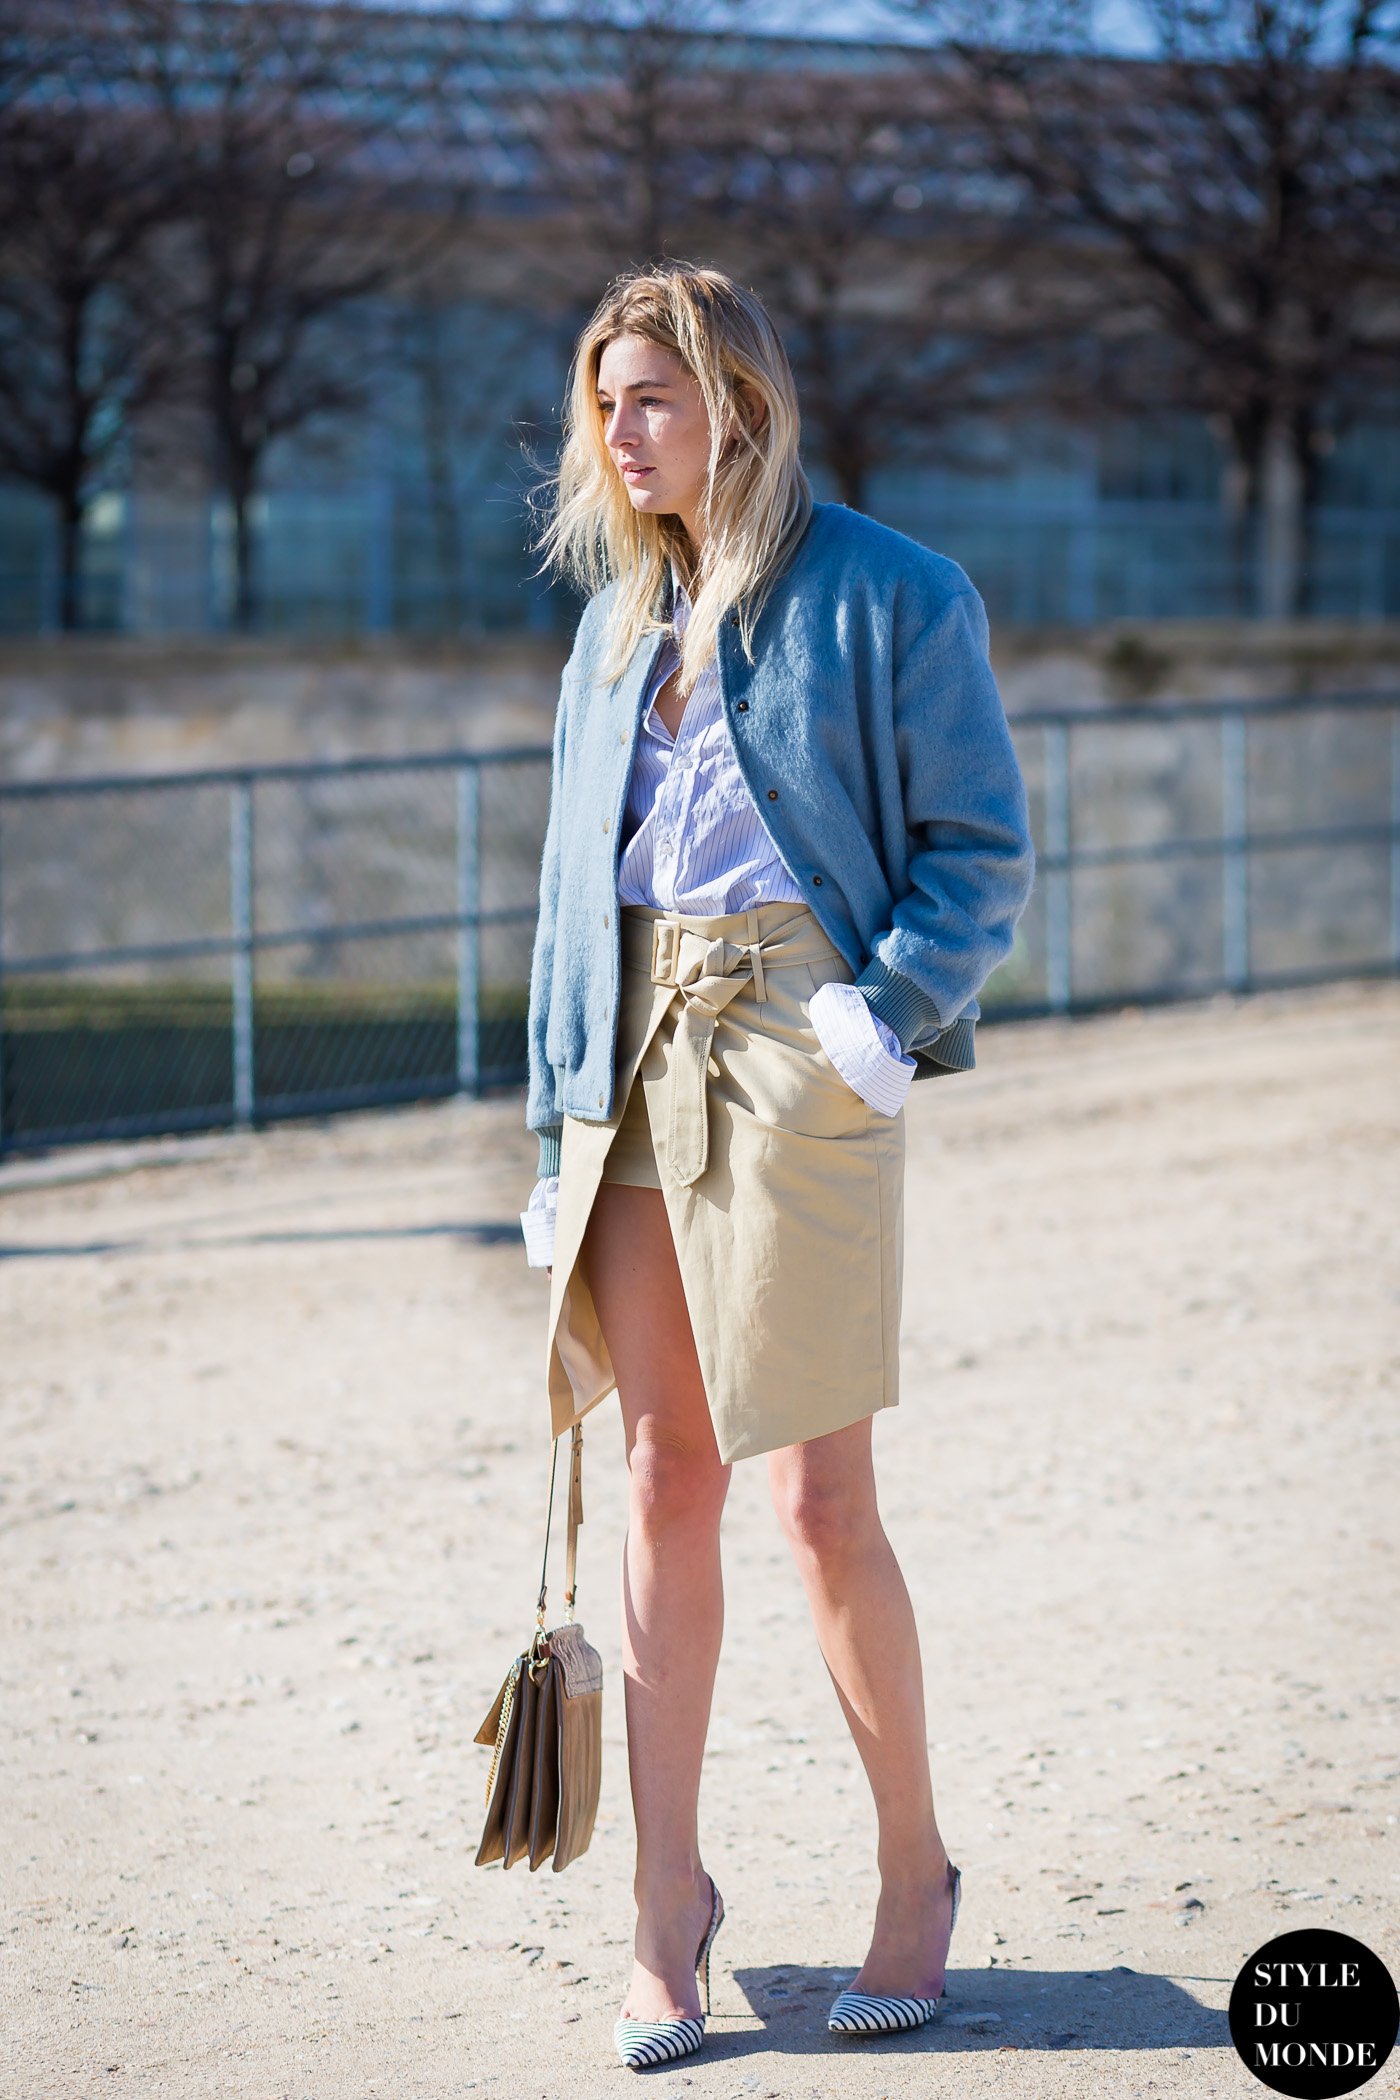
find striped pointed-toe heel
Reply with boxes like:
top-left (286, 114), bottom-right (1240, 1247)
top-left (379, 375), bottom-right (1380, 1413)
top-left (615, 1873), bottom-right (725, 2071)
top-left (827, 1860), bottom-right (962, 2039)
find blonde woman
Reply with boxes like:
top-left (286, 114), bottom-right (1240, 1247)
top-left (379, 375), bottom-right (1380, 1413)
top-left (519, 261), bottom-right (1034, 2070)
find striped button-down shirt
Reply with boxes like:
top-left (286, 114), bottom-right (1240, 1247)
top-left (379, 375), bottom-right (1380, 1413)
top-left (615, 570), bottom-right (910, 1101)
top-left (617, 575), bottom-right (804, 913)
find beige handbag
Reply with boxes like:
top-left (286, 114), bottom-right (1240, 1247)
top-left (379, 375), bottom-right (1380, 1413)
top-left (473, 1422), bottom-right (603, 1872)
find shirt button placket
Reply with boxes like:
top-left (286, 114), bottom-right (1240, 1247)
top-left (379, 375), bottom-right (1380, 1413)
top-left (662, 714), bottom-right (693, 906)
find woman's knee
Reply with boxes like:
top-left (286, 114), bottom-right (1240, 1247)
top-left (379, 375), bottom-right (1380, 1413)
top-left (627, 1420), bottom-right (729, 1536)
top-left (771, 1461), bottom-right (876, 1564)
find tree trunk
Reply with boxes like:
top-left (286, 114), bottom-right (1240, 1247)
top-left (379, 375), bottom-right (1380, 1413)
top-left (419, 314), bottom-right (469, 630)
top-left (833, 461), bottom-right (865, 509)
top-left (1296, 409), bottom-right (1323, 617)
top-left (1220, 444), bottom-right (1256, 619)
top-left (1256, 410), bottom-right (1306, 619)
top-left (231, 479), bottom-right (256, 632)
top-left (820, 427), bottom-right (867, 512)
top-left (56, 488), bottom-right (84, 632)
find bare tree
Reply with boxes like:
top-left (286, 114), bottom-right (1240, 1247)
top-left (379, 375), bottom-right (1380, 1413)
top-left (899, 0), bottom-right (1400, 614)
top-left (515, 0), bottom-right (746, 283)
top-left (0, 2), bottom-right (183, 628)
top-left (391, 293), bottom-right (558, 631)
top-left (697, 59), bottom-right (1064, 510)
top-left (524, 14), bottom-right (1062, 508)
top-left (127, 0), bottom-right (483, 629)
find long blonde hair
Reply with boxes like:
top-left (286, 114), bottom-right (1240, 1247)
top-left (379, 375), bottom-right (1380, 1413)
top-left (532, 261), bottom-right (813, 696)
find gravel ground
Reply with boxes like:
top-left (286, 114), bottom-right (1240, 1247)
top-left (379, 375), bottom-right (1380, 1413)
top-left (2, 979), bottom-right (1397, 2100)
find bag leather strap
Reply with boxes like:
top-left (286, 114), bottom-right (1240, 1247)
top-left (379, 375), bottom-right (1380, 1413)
top-left (536, 1420), bottom-right (584, 1630)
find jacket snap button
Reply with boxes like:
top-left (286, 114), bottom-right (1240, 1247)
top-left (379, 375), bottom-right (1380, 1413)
top-left (619, 730), bottom-right (626, 743)
top-left (598, 1093), bottom-right (604, 1107)
top-left (602, 816), bottom-right (609, 832)
top-left (603, 912), bottom-right (609, 926)
top-left (812, 874), bottom-right (823, 885)
top-left (736, 700), bottom-right (749, 712)
top-left (767, 787), bottom-right (778, 800)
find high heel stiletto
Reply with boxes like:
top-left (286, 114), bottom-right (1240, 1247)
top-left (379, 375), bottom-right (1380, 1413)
top-left (614, 1873), bottom-right (726, 2070)
top-left (827, 1860), bottom-right (962, 2038)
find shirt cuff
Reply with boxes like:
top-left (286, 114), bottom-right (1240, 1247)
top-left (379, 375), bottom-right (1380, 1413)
top-left (808, 980), bottom-right (916, 1118)
top-left (520, 1174), bottom-right (559, 1267)
top-left (852, 955), bottom-right (943, 1052)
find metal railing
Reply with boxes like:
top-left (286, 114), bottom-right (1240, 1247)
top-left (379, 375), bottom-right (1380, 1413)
top-left (0, 746), bottom-right (551, 1152)
top-left (1014, 691), bottom-right (1400, 1018)
top-left (0, 693), bottom-right (1397, 1154)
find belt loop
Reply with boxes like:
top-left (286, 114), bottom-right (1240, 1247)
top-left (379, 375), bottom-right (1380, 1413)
top-left (745, 906), bottom-right (766, 1004)
top-left (652, 914), bottom-right (682, 986)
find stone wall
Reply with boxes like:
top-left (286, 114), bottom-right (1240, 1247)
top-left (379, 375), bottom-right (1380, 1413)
top-left (3, 620), bottom-right (1399, 784)
top-left (0, 635), bottom-right (568, 783)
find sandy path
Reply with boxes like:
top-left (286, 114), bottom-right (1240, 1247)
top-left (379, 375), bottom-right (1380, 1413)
top-left (2, 981), bottom-right (1397, 2100)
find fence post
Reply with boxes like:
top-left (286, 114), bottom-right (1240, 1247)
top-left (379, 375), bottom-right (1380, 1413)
top-left (1043, 721), bottom-right (1072, 1012)
top-left (1221, 712), bottom-right (1250, 991)
top-left (230, 780), bottom-right (255, 1126)
top-left (456, 761), bottom-right (480, 1095)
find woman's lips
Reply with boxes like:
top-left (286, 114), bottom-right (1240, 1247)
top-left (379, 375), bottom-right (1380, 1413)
top-left (621, 464), bottom-right (654, 479)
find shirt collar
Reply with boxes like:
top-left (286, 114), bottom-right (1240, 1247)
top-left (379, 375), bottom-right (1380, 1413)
top-left (668, 556), bottom-right (691, 633)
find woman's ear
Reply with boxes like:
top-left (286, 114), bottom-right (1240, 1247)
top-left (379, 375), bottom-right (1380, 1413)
top-left (736, 379), bottom-right (767, 439)
top-left (721, 382), bottom-right (766, 459)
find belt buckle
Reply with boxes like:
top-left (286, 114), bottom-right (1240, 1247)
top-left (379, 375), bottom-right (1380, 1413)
top-left (650, 917), bottom-right (679, 986)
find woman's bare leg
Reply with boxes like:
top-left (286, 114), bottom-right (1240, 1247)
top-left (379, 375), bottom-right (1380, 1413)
top-left (768, 1417), bottom-right (956, 1997)
top-left (578, 1182), bottom-right (731, 2021)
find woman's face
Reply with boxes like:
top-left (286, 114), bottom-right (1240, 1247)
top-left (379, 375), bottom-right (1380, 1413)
top-left (595, 334), bottom-right (714, 546)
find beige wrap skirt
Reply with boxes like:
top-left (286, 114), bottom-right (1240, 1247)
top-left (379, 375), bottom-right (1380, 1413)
top-left (543, 898), bottom-right (905, 1465)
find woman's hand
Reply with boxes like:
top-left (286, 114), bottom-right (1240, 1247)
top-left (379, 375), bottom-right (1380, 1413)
top-left (808, 979), bottom-right (916, 1116)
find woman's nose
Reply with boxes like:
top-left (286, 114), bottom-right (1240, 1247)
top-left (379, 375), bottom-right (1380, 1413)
top-left (607, 404), bottom-right (638, 449)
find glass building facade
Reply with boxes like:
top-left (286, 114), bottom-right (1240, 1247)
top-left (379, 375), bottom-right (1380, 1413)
top-left (6, 400), bottom-right (1395, 638)
top-left (2, 10), bottom-right (1397, 636)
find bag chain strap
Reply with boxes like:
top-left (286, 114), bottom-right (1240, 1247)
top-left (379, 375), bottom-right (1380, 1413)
top-left (483, 1657), bottom-right (522, 1806)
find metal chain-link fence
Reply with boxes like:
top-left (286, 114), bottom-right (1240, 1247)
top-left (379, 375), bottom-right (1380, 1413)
top-left (1, 695), bottom-right (1397, 1154)
top-left (0, 748), bottom-right (549, 1150)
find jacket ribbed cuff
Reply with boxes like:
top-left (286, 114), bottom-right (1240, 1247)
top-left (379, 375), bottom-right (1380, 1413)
top-left (534, 1123), bottom-right (563, 1177)
top-left (922, 1013), bottom-right (977, 1073)
top-left (853, 956), bottom-right (942, 1054)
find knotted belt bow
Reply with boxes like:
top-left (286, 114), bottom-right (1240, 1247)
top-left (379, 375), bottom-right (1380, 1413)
top-left (648, 907), bottom-right (809, 1187)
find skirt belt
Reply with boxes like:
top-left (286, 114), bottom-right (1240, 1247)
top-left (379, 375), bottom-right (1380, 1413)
top-left (639, 904), bottom-right (822, 1188)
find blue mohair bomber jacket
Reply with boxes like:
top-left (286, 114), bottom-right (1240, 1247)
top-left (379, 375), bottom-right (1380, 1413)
top-left (526, 500), bottom-right (1036, 1177)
